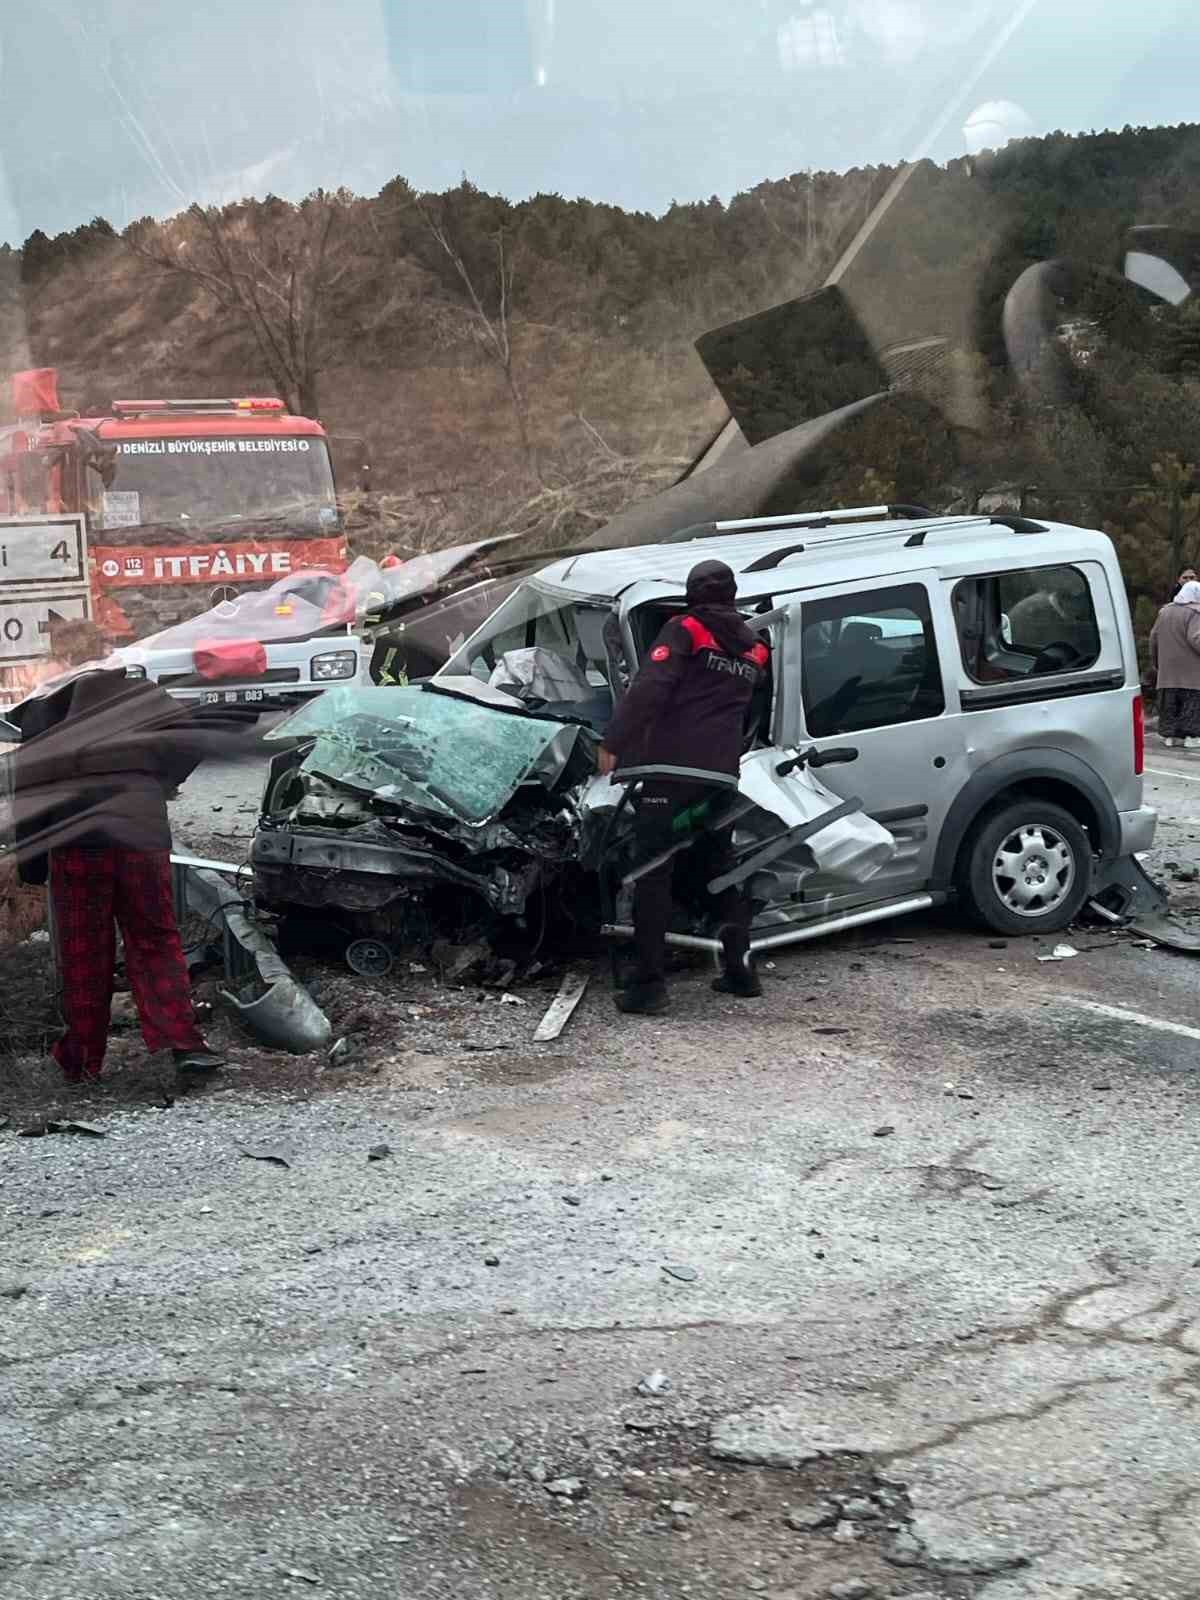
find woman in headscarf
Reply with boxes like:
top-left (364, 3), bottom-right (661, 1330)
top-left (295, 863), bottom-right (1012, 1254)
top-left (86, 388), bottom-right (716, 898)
top-left (1150, 580), bottom-right (1200, 748)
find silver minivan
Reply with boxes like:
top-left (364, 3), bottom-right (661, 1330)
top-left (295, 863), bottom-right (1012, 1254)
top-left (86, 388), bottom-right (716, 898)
top-left (442, 503), bottom-right (1158, 941)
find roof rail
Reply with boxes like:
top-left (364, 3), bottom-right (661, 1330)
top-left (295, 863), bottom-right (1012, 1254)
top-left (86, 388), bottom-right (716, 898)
top-left (661, 503), bottom-right (932, 545)
top-left (905, 513), bottom-right (1047, 547)
top-left (717, 503), bottom-right (932, 531)
top-left (743, 541), bottom-right (808, 573)
top-left (735, 515), bottom-right (990, 575)
top-left (989, 514), bottom-right (1047, 534)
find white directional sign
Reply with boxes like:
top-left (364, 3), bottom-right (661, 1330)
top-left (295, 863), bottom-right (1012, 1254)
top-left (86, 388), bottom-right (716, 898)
top-left (0, 514), bottom-right (88, 587)
top-left (0, 589), bottom-right (91, 662)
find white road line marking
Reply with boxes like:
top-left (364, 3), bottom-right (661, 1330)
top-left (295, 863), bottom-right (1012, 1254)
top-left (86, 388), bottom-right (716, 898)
top-left (1059, 997), bottom-right (1200, 1046)
top-left (1146, 766), bottom-right (1200, 782)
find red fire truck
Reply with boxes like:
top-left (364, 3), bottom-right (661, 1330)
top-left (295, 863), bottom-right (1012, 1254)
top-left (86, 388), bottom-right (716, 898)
top-left (0, 368), bottom-right (348, 646)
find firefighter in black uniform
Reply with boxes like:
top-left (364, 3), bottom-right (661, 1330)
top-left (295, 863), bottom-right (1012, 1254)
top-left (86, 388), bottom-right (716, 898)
top-left (598, 559), bottom-right (770, 1015)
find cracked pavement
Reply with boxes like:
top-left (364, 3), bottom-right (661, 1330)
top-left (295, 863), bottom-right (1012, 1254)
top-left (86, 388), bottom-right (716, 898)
top-left (4, 739), bottom-right (1200, 1597)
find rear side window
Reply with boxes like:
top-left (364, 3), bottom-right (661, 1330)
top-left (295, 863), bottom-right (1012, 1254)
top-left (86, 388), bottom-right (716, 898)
top-left (801, 583), bottom-right (944, 737)
top-left (954, 566), bottom-right (1101, 683)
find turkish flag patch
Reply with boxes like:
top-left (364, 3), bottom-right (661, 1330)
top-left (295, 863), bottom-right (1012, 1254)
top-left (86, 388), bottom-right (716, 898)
top-left (651, 645), bottom-right (671, 662)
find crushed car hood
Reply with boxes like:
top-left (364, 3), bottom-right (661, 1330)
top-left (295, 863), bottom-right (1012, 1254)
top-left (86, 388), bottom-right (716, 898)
top-left (264, 680), bottom-right (586, 826)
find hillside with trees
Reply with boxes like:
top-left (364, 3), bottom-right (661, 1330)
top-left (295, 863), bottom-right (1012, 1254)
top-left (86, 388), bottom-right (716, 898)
top-left (2, 119), bottom-right (1200, 644)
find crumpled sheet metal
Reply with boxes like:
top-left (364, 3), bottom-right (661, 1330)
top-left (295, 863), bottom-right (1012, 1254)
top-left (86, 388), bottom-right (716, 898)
top-left (1127, 912), bottom-right (1200, 953)
top-left (734, 750), bottom-right (895, 883)
top-left (181, 865), bottom-right (332, 1054)
top-left (579, 751), bottom-right (897, 888)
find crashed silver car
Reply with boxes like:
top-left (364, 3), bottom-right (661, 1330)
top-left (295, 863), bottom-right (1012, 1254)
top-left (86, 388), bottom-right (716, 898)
top-left (251, 503), bottom-right (1161, 967)
top-left (251, 545), bottom-right (902, 968)
top-left (252, 673), bottom-right (890, 966)
top-left (253, 680), bottom-right (601, 952)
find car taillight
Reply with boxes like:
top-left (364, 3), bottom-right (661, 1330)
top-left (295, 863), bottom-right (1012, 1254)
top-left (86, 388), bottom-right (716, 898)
top-left (1133, 692), bottom-right (1145, 776)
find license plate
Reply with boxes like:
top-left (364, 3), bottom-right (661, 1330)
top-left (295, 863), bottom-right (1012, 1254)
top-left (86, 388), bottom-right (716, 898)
top-left (203, 688), bottom-right (266, 705)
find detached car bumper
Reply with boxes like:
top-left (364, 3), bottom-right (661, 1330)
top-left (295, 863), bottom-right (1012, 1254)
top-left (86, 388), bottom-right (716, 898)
top-left (1119, 805), bottom-right (1157, 857)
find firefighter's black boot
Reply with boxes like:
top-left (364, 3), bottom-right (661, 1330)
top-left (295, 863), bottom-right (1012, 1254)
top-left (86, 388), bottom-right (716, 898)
top-left (616, 978), bottom-right (670, 1016)
top-left (712, 925), bottom-right (762, 998)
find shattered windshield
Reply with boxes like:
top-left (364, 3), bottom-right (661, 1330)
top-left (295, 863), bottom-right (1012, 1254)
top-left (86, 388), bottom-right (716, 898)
top-left (265, 684), bottom-right (575, 824)
top-left (439, 580), bottom-right (618, 725)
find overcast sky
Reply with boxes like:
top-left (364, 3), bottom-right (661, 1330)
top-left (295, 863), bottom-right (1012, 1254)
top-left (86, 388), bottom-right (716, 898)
top-left (0, 0), bottom-right (1195, 245)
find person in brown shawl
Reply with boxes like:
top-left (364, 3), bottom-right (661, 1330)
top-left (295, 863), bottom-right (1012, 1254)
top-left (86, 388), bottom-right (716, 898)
top-left (1150, 579), bottom-right (1200, 748)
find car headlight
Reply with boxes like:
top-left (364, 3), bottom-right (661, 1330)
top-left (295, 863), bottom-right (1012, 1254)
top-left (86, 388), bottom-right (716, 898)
top-left (310, 650), bottom-right (358, 682)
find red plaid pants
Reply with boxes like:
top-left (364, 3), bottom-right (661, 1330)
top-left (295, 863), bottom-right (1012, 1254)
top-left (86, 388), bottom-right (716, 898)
top-left (50, 848), bottom-right (203, 1080)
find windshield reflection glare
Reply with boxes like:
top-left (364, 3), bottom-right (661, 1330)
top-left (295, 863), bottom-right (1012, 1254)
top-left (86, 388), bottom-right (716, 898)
top-left (5, 5), bottom-right (1200, 1592)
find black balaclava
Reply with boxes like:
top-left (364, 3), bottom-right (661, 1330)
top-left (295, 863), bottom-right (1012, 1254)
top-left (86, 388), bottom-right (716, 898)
top-left (684, 559), bottom-right (756, 655)
top-left (686, 559), bottom-right (737, 606)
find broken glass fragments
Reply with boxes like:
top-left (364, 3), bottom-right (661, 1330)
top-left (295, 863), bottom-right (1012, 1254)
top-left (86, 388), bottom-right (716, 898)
top-left (266, 684), bottom-right (579, 824)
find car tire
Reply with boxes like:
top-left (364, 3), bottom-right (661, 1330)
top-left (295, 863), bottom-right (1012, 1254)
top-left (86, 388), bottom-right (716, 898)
top-left (957, 797), bottom-right (1092, 936)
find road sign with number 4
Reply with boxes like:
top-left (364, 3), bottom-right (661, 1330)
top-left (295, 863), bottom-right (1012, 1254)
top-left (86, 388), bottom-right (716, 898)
top-left (0, 514), bottom-right (88, 587)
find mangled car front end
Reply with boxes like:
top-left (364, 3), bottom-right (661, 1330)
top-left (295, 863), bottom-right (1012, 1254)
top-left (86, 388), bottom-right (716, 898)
top-left (251, 681), bottom-right (599, 953)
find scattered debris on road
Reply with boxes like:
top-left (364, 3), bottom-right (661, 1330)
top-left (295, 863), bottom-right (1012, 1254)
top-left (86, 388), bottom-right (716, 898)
top-left (1037, 942), bottom-right (1080, 962)
top-left (662, 1263), bottom-right (698, 1282)
top-left (545, 1476), bottom-right (587, 1500)
top-left (1128, 911), bottom-right (1200, 953)
top-left (533, 969), bottom-right (590, 1042)
top-left (176, 860), bottom-right (332, 1054)
top-left (636, 1369), bottom-right (672, 1396)
top-left (784, 1500), bottom-right (839, 1531)
top-left (240, 1145), bottom-right (291, 1168)
top-left (17, 1118), bottom-right (105, 1138)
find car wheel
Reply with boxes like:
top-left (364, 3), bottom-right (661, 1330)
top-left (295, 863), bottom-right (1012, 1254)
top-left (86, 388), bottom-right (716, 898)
top-left (958, 798), bottom-right (1092, 935)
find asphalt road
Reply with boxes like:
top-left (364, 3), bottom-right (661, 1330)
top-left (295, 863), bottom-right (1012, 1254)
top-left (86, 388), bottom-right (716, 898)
top-left (5, 736), bottom-right (1200, 1599)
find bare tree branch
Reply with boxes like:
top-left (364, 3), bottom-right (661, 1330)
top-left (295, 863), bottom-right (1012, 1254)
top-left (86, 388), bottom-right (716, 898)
top-left (123, 194), bottom-right (350, 418)
top-left (416, 197), bottom-right (538, 480)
